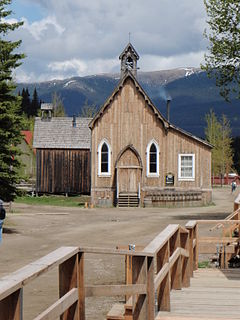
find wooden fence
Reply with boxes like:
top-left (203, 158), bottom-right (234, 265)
top-left (1, 216), bottom-right (239, 320)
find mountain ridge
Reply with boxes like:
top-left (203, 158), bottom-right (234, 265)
top-left (16, 68), bottom-right (240, 138)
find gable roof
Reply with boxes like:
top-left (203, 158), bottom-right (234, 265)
top-left (33, 117), bottom-right (92, 149)
top-left (119, 42), bottom-right (139, 60)
top-left (89, 71), bottom-right (170, 131)
top-left (89, 71), bottom-right (212, 149)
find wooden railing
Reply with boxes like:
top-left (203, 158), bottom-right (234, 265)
top-left (2, 216), bottom-right (239, 320)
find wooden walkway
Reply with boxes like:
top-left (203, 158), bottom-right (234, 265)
top-left (157, 268), bottom-right (240, 320)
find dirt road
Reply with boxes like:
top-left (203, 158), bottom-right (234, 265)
top-left (0, 187), bottom-right (237, 319)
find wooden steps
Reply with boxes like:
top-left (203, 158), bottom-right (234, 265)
top-left (118, 193), bottom-right (139, 207)
top-left (157, 268), bottom-right (240, 319)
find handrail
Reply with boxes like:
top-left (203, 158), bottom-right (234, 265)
top-left (0, 220), bottom-right (199, 320)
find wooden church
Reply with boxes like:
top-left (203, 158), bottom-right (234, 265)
top-left (89, 43), bottom-right (212, 207)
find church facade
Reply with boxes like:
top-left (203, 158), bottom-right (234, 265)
top-left (89, 43), bottom-right (212, 207)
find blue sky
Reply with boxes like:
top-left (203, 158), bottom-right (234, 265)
top-left (10, 0), bottom-right (45, 23)
top-left (6, 0), bottom-right (208, 83)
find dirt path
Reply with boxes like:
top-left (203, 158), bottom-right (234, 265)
top-left (0, 186), bottom-right (237, 319)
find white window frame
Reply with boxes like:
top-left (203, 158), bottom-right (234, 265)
top-left (178, 154), bottom-right (195, 181)
top-left (146, 140), bottom-right (159, 177)
top-left (98, 139), bottom-right (111, 177)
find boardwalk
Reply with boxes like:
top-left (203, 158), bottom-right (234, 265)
top-left (157, 268), bottom-right (240, 320)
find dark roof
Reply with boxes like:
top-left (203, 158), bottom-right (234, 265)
top-left (33, 117), bottom-right (92, 149)
top-left (89, 71), bottom-right (212, 149)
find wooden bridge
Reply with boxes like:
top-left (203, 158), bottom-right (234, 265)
top-left (1, 206), bottom-right (240, 319)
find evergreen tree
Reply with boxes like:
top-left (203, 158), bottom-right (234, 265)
top-left (52, 92), bottom-right (65, 117)
top-left (202, 0), bottom-right (240, 101)
top-left (31, 87), bottom-right (40, 116)
top-left (0, 0), bottom-right (25, 201)
top-left (21, 87), bottom-right (31, 115)
top-left (205, 110), bottom-right (233, 178)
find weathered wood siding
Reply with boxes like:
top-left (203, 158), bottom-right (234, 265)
top-left (36, 149), bottom-right (90, 194)
top-left (91, 77), bottom-right (211, 204)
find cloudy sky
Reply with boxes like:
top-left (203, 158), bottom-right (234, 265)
top-left (7, 0), bottom-right (208, 83)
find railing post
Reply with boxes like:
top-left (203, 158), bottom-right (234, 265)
top-left (186, 226), bottom-right (194, 276)
top-left (157, 241), bottom-right (170, 311)
top-left (180, 231), bottom-right (190, 287)
top-left (193, 224), bottom-right (199, 270)
top-left (131, 255), bottom-right (147, 320)
top-left (59, 253), bottom-right (79, 320)
top-left (147, 256), bottom-right (155, 320)
top-left (170, 229), bottom-right (182, 290)
top-left (0, 288), bottom-right (23, 320)
top-left (78, 252), bottom-right (85, 320)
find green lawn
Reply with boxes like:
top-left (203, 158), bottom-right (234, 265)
top-left (15, 194), bottom-right (91, 207)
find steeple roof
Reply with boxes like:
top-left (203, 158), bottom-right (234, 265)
top-left (119, 42), bottom-right (139, 60)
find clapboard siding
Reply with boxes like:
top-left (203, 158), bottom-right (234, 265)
top-left (91, 76), bottom-right (212, 205)
top-left (36, 149), bottom-right (90, 194)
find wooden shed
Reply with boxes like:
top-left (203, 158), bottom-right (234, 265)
top-left (33, 116), bottom-right (91, 195)
top-left (89, 43), bottom-right (212, 207)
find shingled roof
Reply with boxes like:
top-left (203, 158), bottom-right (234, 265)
top-left (33, 117), bottom-right (92, 149)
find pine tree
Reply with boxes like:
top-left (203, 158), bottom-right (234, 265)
top-left (21, 87), bottom-right (31, 116)
top-left (31, 87), bottom-right (40, 116)
top-left (0, 0), bottom-right (25, 201)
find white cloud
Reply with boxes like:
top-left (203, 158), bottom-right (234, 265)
top-left (8, 0), bottom-right (208, 82)
top-left (22, 16), bottom-right (65, 41)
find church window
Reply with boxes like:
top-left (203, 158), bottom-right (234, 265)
top-left (98, 140), bottom-right (111, 176)
top-left (146, 140), bottom-right (159, 177)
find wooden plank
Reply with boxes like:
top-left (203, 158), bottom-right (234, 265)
top-left (143, 225), bottom-right (179, 255)
top-left (79, 247), bottom-right (153, 257)
top-left (146, 256), bottom-right (155, 320)
top-left (0, 247), bottom-right (79, 300)
top-left (78, 252), bottom-right (85, 320)
top-left (33, 288), bottom-right (78, 320)
top-left (185, 221), bottom-right (197, 229)
top-left (106, 304), bottom-right (125, 320)
top-left (85, 284), bottom-right (147, 297)
top-left (59, 254), bottom-right (78, 320)
top-left (0, 288), bottom-right (22, 320)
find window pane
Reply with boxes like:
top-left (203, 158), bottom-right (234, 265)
top-left (101, 143), bottom-right (109, 173)
top-left (150, 163), bottom-right (156, 173)
top-left (102, 143), bottom-right (108, 152)
top-left (149, 143), bottom-right (157, 173)
top-left (150, 144), bottom-right (157, 152)
top-left (180, 155), bottom-right (193, 178)
top-left (102, 152), bottom-right (108, 162)
top-left (101, 163), bottom-right (108, 172)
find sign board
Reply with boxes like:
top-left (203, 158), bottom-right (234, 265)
top-left (166, 173), bottom-right (174, 186)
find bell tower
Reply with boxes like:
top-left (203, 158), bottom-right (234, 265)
top-left (119, 43), bottom-right (139, 79)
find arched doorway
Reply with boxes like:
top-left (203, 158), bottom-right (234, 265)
top-left (115, 145), bottom-right (142, 206)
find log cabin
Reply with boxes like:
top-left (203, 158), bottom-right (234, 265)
top-left (89, 43), bottom-right (212, 207)
top-left (33, 104), bottom-right (91, 195)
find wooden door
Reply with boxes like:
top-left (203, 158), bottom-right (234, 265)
top-left (117, 148), bottom-right (142, 193)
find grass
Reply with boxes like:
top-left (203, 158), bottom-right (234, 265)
top-left (198, 260), bottom-right (210, 268)
top-left (15, 194), bottom-right (91, 207)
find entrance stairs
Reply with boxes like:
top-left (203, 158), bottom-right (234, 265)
top-left (118, 192), bottom-right (139, 207)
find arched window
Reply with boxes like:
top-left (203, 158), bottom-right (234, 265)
top-left (98, 140), bottom-right (111, 176)
top-left (101, 143), bottom-right (108, 173)
top-left (146, 140), bottom-right (159, 177)
top-left (149, 144), bottom-right (157, 173)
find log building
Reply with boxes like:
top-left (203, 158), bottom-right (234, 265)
top-left (33, 107), bottom-right (91, 195)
